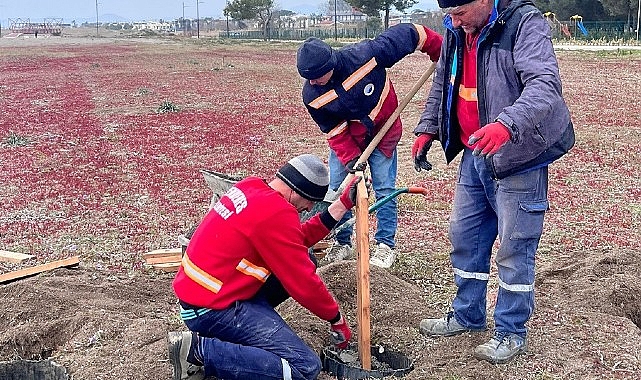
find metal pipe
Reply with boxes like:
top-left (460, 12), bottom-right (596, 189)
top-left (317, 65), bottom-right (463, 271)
top-left (95, 0), bottom-right (99, 37)
top-left (637, 0), bottom-right (641, 42)
top-left (334, 0), bottom-right (337, 40)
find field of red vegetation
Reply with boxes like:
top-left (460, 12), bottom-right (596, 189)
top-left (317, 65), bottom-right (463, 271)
top-left (0, 35), bottom-right (640, 380)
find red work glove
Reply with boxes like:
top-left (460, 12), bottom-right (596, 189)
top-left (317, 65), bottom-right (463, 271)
top-left (411, 133), bottom-right (434, 172)
top-left (339, 176), bottom-right (363, 209)
top-left (330, 314), bottom-right (352, 350)
top-left (468, 122), bottom-right (511, 157)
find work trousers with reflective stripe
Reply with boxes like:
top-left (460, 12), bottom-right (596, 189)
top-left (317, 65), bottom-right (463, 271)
top-left (449, 149), bottom-right (548, 336)
top-left (184, 296), bottom-right (321, 379)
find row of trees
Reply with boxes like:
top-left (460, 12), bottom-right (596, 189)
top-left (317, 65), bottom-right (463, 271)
top-left (223, 0), bottom-right (421, 35)
top-left (223, 0), bottom-right (640, 38)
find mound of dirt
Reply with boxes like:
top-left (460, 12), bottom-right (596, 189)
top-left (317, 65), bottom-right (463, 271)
top-left (278, 261), bottom-right (433, 360)
top-left (0, 268), bottom-right (178, 379)
top-left (1, 251), bottom-right (640, 379)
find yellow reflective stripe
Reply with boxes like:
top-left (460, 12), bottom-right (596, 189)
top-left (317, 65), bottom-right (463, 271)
top-left (342, 57), bottom-right (377, 91)
top-left (308, 90), bottom-right (338, 109)
top-left (182, 254), bottom-right (223, 294)
top-left (368, 78), bottom-right (390, 122)
top-left (327, 121), bottom-right (348, 139)
top-left (413, 23), bottom-right (428, 50)
top-left (236, 258), bottom-right (270, 283)
top-left (458, 84), bottom-right (477, 101)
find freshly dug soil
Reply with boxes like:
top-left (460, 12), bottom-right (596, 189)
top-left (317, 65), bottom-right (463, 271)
top-left (1, 251), bottom-right (640, 379)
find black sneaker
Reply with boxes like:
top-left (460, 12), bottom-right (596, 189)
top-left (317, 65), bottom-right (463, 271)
top-left (168, 331), bottom-right (205, 380)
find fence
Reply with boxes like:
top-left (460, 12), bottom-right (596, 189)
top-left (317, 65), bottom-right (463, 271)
top-left (220, 20), bottom-right (636, 43)
top-left (222, 18), bottom-right (446, 42)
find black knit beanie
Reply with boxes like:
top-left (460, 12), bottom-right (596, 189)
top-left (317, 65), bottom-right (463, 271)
top-left (437, 0), bottom-right (476, 8)
top-left (276, 154), bottom-right (329, 202)
top-left (296, 38), bottom-right (337, 80)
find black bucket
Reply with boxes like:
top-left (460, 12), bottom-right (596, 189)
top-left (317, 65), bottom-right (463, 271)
top-left (0, 359), bottom-right (69, 380)
top-left (321, 344), bottom-right (414, 379)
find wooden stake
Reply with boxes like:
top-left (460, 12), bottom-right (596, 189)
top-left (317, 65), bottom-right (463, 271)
top-left (0, 256), bottom-right (80, 284)
top-left (354, 173), bottom-right (372, 370)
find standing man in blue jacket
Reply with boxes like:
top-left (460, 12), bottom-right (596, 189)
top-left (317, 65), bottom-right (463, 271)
top-left (411, 0), bottom-right (575, 364)
top-left (297, 24), bottom-right (442, 268)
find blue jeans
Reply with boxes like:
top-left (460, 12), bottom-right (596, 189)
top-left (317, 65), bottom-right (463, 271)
top-left (183, 297), bottom-right (321, 379)
top-left (329, 148), bottom-right (398, 248)
top-left (449, 149), bottom-right (548, 336)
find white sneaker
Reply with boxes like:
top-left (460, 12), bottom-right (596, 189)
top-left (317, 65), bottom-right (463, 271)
top-left (370, 243), bottom-right (396, 268)
top-left (321, 243), bottom-right (353, 264)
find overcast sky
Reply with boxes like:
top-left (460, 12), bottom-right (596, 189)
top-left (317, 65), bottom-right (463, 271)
top-left (0, 0), bottom-right (439, 24)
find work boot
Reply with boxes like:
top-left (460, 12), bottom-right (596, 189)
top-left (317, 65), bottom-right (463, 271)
top-left (168, 331), bottom-right (205, 380)
top-left (474, 332), bottom-right (527, 364)
top-left (419, 312), bottom-right (478, 337)
top-left (369, 243), bottom-right (396, 268)
top-left (322, 243), bottom-right (353, 264)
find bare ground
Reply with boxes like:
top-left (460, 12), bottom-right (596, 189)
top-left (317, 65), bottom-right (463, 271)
top-left (1, 32), bottom-right (640, 379)
top-left (1, 250), bottom-right (640, 379)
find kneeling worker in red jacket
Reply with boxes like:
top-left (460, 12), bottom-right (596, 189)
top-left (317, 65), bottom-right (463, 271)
top-left (169, 154), bottom-right (362, 380)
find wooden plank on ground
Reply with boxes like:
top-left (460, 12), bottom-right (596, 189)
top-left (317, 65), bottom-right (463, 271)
top-left (0, 250), bottom-right (34, 264)
top-left (150, 262), bottom-right (181, 272)
top-left (143, 248), bottom-right (182, 259)
top-left (0, 256), bottom-right (80, 284)
top-left (144, 254), bottom-right (182, 266)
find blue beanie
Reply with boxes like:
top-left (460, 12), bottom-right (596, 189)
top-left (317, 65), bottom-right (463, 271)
top-left (296, 38), bottom-right (337, 80)
top-left (276, 154), bottom-right (329, 202)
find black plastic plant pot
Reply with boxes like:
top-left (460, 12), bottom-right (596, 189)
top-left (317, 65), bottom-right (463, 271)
top-left (0, 359), bottom-right (69, 380)
top-left (321, 343), bottom-right (414, 379)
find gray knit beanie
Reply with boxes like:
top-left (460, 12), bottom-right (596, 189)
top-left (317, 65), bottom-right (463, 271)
top-left (276, 154), bottom-right (329, 202)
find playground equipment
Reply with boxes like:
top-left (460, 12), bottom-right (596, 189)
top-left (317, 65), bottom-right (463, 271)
top-left (543, 12), bottom-right (571, 38)
top-left (570, 14), bottom-right (589, 37)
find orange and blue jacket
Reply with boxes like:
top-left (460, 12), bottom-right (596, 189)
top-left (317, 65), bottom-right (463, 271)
top-left (302, 23), bottom-right (443, 165)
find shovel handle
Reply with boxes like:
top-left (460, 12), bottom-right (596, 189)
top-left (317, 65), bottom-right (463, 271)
top-left (334, 61), bottom-right (438, 196)
top-left (328, 186), bottom-right (429, 237)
